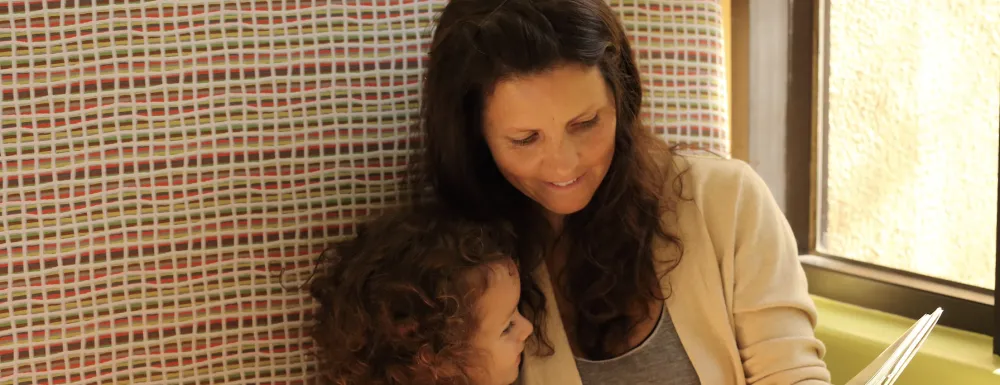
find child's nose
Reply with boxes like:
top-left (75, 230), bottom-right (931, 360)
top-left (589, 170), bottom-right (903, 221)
top-left (518, 318), bottom-right (534, 342)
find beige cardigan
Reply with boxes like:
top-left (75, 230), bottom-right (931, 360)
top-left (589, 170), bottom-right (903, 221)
top-left (520, 155), bottom-right (832, 385)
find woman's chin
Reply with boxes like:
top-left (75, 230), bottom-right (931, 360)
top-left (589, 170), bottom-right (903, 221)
top-left (541, 199), bottom-right (590, 217)
top-left (541, 189), bottom-right (598, 216)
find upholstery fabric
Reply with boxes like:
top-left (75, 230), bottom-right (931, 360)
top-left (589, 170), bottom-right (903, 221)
top-left (0, 1), bottom-right (727, 383)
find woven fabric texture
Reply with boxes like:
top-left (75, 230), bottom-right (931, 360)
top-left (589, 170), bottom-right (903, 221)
top-left (0, 1), bottom-right (727, 384)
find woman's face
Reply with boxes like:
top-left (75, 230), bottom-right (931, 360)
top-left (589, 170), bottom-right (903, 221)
top-left (482, 64), bottom-right (617, 217)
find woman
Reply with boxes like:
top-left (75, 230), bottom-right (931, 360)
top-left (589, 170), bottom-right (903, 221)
top-left (417, 0), bottom-right (832, 384)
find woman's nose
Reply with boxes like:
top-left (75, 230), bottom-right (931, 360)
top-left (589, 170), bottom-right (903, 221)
top-left (546, 139), bottom-right (579, 177)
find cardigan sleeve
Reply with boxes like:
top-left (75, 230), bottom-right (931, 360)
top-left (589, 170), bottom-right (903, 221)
top-left (728, 162), bottom-right (831, 385)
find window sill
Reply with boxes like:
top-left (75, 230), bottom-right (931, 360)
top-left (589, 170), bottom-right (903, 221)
top-left (801, 254), bottom-right (994, 336)
top-left (813, 295), bottom-right (1000, 385)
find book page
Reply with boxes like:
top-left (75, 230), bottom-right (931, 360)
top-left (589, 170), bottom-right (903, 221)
top-left (844, 308), bottom-right (942, 385)
top-left (882, 308), bottom-right (942, 384)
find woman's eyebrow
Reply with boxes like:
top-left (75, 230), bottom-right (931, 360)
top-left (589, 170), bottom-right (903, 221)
top-left (500, 105), bottom-right (602, 132)
top-left (568, 105), bottom-right (602, 122)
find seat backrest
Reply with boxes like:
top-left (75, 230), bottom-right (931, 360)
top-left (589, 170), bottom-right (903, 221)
top-left (0, 1), bottom-right (726, 383)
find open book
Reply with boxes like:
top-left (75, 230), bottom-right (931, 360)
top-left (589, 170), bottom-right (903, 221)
top-left (845, 307), bottom-right (943, 385)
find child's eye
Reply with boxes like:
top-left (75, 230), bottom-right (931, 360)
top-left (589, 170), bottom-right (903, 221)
top-left (501, 321), bottom-right (515, 336)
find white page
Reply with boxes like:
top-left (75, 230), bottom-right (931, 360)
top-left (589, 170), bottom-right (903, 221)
top-left (864, 314), bottom-right (930, 385)
top-left (844, 309), bottom-right (941, 385)
top-left (881, 308), bottom-right (943, 385)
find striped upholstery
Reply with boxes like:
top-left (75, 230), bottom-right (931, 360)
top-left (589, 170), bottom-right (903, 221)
top-left (0, 1), bottom-right (727, 384)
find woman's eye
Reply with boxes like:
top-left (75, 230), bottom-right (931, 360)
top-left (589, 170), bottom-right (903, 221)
top-left (577, 115), bottom-right (600, 129)
top-left (510, 133), bottom-right (537, 146)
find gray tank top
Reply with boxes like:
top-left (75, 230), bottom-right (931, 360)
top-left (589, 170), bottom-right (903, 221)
top-left (575, 305), bottom-right (701, 385)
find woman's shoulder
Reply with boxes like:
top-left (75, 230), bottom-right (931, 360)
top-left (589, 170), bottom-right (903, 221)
top-left (660, 150), bottom-right (760, 203)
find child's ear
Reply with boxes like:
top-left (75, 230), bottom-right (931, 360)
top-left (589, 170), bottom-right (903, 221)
top-left (395, 319), bottom-right (419, 338)
top-left (411, 346), bottom-right (468, 384)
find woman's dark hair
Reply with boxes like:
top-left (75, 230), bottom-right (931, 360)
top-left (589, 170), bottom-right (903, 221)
top-left (308, 205), bottom-right (519, 384)
top-left (418, 0), bottom-right (683, 360)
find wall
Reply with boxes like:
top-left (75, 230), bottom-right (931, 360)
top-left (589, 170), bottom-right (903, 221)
top-left (725, 0), bottom-right (749, 162)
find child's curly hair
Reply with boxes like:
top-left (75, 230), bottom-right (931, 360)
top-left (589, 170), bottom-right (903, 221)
top-left (308, 205), bottom-right (519, 385)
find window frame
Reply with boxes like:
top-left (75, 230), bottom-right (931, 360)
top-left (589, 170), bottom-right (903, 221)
top-left (734, 0), bottom-right (998, 354)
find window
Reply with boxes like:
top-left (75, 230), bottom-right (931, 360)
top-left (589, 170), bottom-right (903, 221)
top-left (818, 0), bottom-right (999, 291)
top-left (735, 0), bottom-right (1000, 354)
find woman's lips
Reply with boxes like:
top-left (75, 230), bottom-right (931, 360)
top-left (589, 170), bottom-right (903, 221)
top-left (548, 173), bottom-right (584, 188)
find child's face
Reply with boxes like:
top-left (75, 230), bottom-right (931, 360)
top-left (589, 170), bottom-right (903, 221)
top-left (470, 261), bottom-right (533, 385)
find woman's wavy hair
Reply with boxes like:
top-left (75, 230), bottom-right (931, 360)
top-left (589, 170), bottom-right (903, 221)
top-left (308, 205), bottom-right (519, 384)
top-left (417, 0), bottom-right (683, 360)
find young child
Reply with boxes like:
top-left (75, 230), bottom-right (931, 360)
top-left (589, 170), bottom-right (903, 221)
top-left (308, 205), bottom-right (533, 385)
